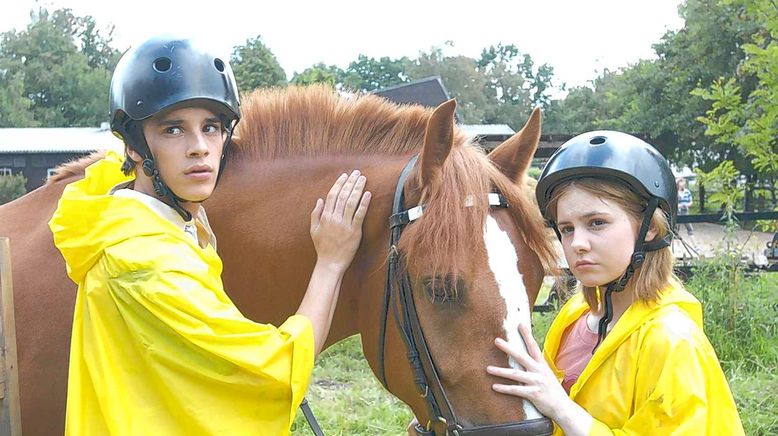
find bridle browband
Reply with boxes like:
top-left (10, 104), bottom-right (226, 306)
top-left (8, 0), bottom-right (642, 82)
top-left (376, 155), bottom-right (553, 436)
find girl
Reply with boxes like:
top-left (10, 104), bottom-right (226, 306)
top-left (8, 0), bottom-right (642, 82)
top-left (486, 131), bottom-right (743, 435)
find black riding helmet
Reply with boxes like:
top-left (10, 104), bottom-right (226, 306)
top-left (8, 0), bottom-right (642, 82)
top-left (109, 35), bottom-right (241, 220)
top-left (536, 131), bottom-right (677, 349)
top-left (536, 131), bottom-right (676, 227)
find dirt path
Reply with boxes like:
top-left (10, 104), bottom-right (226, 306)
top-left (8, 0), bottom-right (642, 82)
top-left (549, 222), bottom-right (776, 268)
top-left (673, 222), bottom-right (775, 265)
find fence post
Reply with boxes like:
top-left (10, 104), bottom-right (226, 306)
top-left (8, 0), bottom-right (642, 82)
top-left (0, 238), bottom-right (21, 435)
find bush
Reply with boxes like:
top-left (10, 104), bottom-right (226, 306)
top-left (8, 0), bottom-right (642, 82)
top-left (0, 173), bottom-right (27, 204)
top-left (527, 166), bottom-right (542, 180)
top-left (685, 254), bottom-right (777, 435)
top-left (686, 257), bottom-right (778, 372)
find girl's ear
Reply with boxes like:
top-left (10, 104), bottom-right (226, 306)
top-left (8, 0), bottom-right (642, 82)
top-left (644, 222), bottom-right (658, 243)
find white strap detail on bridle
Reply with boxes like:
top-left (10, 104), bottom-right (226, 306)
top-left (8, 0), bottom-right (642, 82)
top-left (407, 205), bottom-right (425, 222)
top-left (406, 194), bottom-right (506, 224)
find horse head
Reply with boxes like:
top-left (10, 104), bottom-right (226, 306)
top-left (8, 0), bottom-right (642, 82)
top-left (378, 100), bottom-right (558, 434)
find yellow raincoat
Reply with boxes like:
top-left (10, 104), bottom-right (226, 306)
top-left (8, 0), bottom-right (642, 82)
top-left (49, 151), bottom-right (315, 436)
top-left (543, 285), bottom-right (744, 435)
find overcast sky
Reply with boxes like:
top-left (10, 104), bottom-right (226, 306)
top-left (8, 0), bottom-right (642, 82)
top-left (2, 0), bottom-right (685, 93)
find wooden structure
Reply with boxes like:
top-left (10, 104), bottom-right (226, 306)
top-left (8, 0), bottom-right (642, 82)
top-left (0, 238), bottom-right (21, 435)
top-left (0, 124), bottom-right (122, 192)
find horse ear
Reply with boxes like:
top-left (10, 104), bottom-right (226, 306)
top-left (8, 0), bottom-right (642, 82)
top-left (489, 107), bottom-right (542, 182)
top-left (420, 99), bottom-right (457, 187)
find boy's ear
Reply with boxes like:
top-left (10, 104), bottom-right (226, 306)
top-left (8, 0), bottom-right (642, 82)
top-left (126, 145), bottom-right (142, 163)
top-left (121, 145), bottom-right (140, 175)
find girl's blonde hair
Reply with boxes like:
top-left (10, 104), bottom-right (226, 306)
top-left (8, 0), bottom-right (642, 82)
top-left (547, 178), bottom-right (681, 311)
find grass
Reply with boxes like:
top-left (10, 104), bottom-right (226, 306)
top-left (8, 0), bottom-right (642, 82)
top-left (290, 335), bottom-right (411, 435)
top-left (728, 365), bottom-right (778, 434)
top-left (291, 271), bottom-right (777, 435)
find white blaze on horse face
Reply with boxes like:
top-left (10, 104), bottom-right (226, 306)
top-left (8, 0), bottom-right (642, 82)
top-left (483, 215), bottom-right (543, 420)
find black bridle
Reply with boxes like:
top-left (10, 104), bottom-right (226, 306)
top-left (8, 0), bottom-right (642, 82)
top-left (376, 156), bottom-right (554, 436)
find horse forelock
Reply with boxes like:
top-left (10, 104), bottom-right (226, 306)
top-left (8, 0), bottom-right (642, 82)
top-left (399, 144), bottom-right (557, 301)
top-left (400, 145), bottom-right (556, 298)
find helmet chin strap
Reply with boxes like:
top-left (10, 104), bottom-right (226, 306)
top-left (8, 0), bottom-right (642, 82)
top-left (592, 197), bottom-right (671, 352)
top-left (141, 157), bottom-right (194, 222)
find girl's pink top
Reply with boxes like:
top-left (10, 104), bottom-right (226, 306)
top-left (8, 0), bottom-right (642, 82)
top-left (555, 312), bottom-right (599, 394)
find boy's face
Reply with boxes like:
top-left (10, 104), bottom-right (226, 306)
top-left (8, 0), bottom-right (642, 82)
top-left (131, 105), bottom-right (225, 204)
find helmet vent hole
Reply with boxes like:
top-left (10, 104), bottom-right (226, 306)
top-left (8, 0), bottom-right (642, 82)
top-left (153, 57), bottom-right (172, 73)
top-left (214, 58), bottom-right (225, 72)
top-left (590, 136), bottom-right (606, 145)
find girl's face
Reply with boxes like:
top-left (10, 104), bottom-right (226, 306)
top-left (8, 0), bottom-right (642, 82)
top-left (555, 186), bottom-right (655, 287)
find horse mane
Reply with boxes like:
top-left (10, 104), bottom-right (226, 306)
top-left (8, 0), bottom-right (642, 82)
top-left (231, 85), bottom-right (469, 158)
top-left (46, 151), bottom-right (106, 185)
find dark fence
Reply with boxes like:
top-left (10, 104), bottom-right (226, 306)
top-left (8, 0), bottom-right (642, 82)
top-left (677, 211), bottom-right (778, 223)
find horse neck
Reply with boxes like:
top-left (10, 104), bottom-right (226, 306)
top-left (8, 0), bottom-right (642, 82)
top-left (207, 153), bottom-right (412, 346)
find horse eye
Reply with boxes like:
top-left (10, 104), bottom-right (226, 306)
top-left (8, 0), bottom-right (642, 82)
top-left (422, 275), bottom-right (465, 303)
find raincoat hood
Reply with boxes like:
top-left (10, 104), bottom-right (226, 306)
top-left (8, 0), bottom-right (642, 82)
top-left (49, 150), bottom-right (194, 283)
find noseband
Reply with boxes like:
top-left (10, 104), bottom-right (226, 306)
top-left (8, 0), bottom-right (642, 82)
top-left (376, 155), bottom-right (553, 436)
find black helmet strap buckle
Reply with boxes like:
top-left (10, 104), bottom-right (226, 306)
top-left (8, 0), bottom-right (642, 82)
top-left (140, 156), bottom-right (193, 222)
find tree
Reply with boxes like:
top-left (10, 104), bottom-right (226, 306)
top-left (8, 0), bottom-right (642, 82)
top-left (341, 54), bottom-right (410, 92)
top-left (646, 0), bottom-right (755, 169)
top-left (291, 63), bottom-right (343, 88)
top-left (230, 36), bottom-right (287, 92)
top-left (406, 46), bottom-right (489, 123)
top-left (543, 0), bottom-right (758, 170)
top-left (476, 44), bottom-right (555, 130)
top-left (0, 8), bottom-right (119, 127)
top-left (543, 85), bottom-right (602, 134)
top-left (691, 0), bottom-right (777, 214)
top-left (0, 71), bottom-right (36, 127)
top-left (693, 0), bottom-right (777, 177)
top-left (0, 173), bottom-right (27, 204)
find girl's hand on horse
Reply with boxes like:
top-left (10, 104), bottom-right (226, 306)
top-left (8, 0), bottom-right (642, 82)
top-left (310, 170), bottom-right (371, 271)
top-left (487, 323), bottom-right (573, 419)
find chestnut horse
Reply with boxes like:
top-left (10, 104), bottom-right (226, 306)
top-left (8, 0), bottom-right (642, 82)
top-left (0, 86), bottom-right (557, 435)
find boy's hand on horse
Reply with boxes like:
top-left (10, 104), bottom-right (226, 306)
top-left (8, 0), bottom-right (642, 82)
top-left (310, 170), bottom-right (371, 271)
